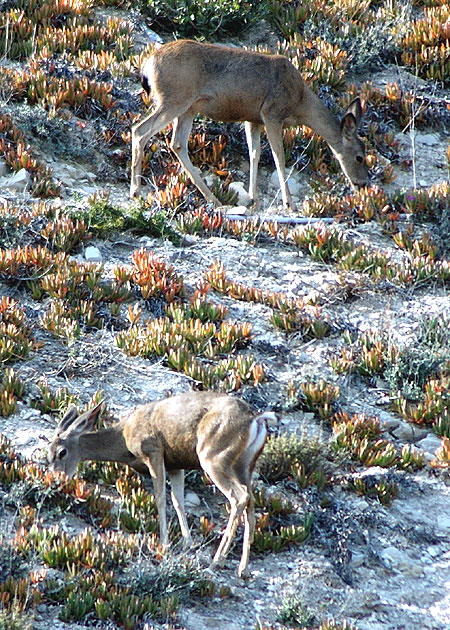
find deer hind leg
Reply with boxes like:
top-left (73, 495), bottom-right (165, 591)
top-left (167, 469), bottom-right (192, 548)
top-left (263, 119), bottom-right (295, 211)
top-left (130, 103), bottom-right (188, 199)
top-left (237, 484), bottom-right (258, 578)
top-left (201, 459), bottom-right (252, 577)
top-left (244, 121), bottom-right (262, 208)
top-left (170, 112), bottom-right (221, 207)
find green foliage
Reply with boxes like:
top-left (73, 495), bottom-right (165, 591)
top-left (290, 379), bottom-right (340, 420)
top-left (266, 0), bottom-right (408, 74)
top-left (80, 195), bottom-right (181, 244)
top-left (331, 329), bottom-right (397, 379)
top-left (386, 347), bottom-right (444, 401)
top-left (0, 539), bottom-right (24, 583)
top-left (318, 621), bottom-right (356, 630)
top-left (122, 556), bottom-right (220, 600)
top-left (277, 595), bottom-right (315, 628)
top-left (258, 432), bottom-right (328, 485)
top-left (348, 476), bottom-right (399, 505)
top-left (0, 607), bottom-right (33, 630)
top-left (138, 0), bottom-right (262, 38)
top-left (30, 381), bottom-right (79, 415)
top-left (253, 513), bottom-right (313, 553)
top-left (385, 314), bottom-right (450, 400)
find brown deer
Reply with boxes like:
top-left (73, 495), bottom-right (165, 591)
top-left (130, 39), bottom-right (368, 210)
top-left (48, 391), bottom-right (273, 578)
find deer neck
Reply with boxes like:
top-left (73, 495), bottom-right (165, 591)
top-left (299, 86), bottom-right (344, 155)
top-left (79, 425), bottom-right (132, 464)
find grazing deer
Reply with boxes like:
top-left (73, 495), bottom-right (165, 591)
top-left (48, 391), bottom-right (273, 578)
top-left (130, 39), bottom-right (368, 210)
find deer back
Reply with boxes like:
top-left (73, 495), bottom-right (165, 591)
top-left (123, 391), bottom-right (258, 471)
top-left (144, 40), bottom-right (305, 126)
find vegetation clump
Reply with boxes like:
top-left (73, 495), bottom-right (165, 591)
top-left (139, 0), bottom-right (262, 38)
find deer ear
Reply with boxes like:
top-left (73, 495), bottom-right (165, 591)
top-left (56, 405), bottom-right (79, 434)
top-left (341, 97), bottom-right (363, 134)
top-left (58, 402), bottom-right (104, 436)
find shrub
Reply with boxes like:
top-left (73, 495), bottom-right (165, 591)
top-left (258, 432), bottom-right (328, 484)
top-left (138, 0), bottom-right (262, 38)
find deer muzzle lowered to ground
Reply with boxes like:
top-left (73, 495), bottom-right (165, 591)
top-left (130, 39), bottom-right (368, 210)
top-left (48, 390), bottom-right (275, 578)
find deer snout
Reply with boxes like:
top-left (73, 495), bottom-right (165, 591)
top-left (349, 164), bottom-right (369, 189)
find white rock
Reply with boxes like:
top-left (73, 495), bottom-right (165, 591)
top-left (416, 434), bottom-right (442, 458)
top-left (78, 185), bottom-right (97, 195)
top-left (377, 411), bottom-right (400, 430)
top-left (0, 159), bottom-right (7, 177)
top-left (184, 491), bottom-right (201, 508)
top-left (287, 178), bottom-right (301, 196)
top-left (351, 551), bottom-right (366, 567)
top-left (381, 546), bottom-right (423, 576)
top-left (417, 133), bottom-right (440, 146)
top-left (436, 514), bottom-right (450, 534)
top-left (391, 421), bottom-right (427, 443)
top-left (427, 544), bottom-right (442, 558)
top-left (269, 170), bottom-right (299, 194)
top-left (226, 205), bottom-right (249, 217)
top-left (228, 181), bottom-right (252, 206)
top-left (54, 164), bottom-right (79, 186)
top-left (204, 173), bottom-right (216, 187)
top-left (141, 26), bottom-right (163, 45)
top-left (4, 168), bottom-right (31, 191)
top-left (84, 246), bottom-right (102, 262)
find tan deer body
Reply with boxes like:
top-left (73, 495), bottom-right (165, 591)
top-left (48, 391), bottom-right (272, 577)
top-left (130, 39), bottom-right (368, 209)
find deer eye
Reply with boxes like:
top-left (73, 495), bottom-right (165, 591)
top-left (356, 155), bottom-right (364, 164)
top-left (58, 448), bottom-right (67, 460)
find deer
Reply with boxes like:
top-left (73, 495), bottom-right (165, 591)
top-left (48, 391), bottom-right (274, 578)
top-left (130, 39), bottom-right (368, 210)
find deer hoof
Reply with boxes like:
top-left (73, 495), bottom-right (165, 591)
top-left (129, 185), bottom-right (141, 199)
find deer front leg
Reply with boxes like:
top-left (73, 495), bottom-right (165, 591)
top-left (168, 469), bottom-right (192, 548)
top-left (143, 453), bottom-right (169, 548)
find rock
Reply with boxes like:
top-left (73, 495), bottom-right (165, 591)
top-left (141, 25), bottom-right (163, 45)
top-left (378, 411), bottom-right (400, 431)
top-left (84, 245), bottom-right (102, 262)
top-left (416, 434), bottom-right (442, 459)
top-left (228, 181), bottom-right (252, 206)
top-left (0, 159), bottom-right (7, 177)
top-left (185, 491), bottom-right (201, 508)
top-left (78, 185), bottom-right (97, 195)
top-left (226, 205), bottom-right (249, 217)
top-left (269, 169), bottom-right (299, 194)
top-left (417, 133), bottom-right (440, 147)
top-left (54, 163), bottom-right (80, 186)
top-left (436, 514), bottom-right (450, 535)
top-left (287, 178), bottom-right (301, 196)
top-left (391, 420), bottom-right (427, 443)
top-left (350, 551), bottom-right (366, 567)
top-left (381, 546), bottom-right (423, 576)
top-left (4, 168), bottom-right (31, 191)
